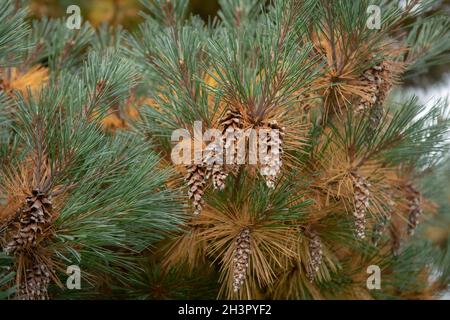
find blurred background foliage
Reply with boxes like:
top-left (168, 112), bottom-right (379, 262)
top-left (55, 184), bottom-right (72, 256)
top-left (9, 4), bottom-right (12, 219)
top-left (26, 0), bottom-right (450, 251)
top-left (29, 0), bottom-right (219, 29)
top-left (0, 0), bottom-right (445, 299)
top-left (27, 0), bottom-right (449, 87)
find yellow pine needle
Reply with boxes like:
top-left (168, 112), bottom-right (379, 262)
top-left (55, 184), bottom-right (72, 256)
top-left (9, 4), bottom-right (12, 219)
top-left (0, 66), bottom-right (48, 97)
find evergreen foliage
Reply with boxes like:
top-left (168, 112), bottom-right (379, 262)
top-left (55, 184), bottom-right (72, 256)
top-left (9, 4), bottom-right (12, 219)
top-left (1, 0), bottom-right (449, 300)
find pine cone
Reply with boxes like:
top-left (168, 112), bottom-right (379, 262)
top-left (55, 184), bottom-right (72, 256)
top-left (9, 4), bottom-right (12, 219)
top-left (306, 230), bottom-right (323, 282)
top-left (185, 164), bottom-right (211, 215)
top-left (232, 227), bottom-right (251, 292)
top-left (372, 212), bottom-right (391, 246)
top-left (220, 108), bottom-right (244, 173)
top-left (259, 120), bottom-right (285, 189)
top-left (356, 61), bottom-right (393, 125)
top-left (17, 263), bottom-right (50, 300)
top-left (211, 163), bottom-right (228, 191)
top-left (204, 142), bottom-right (228, 191)
top-left (406, 184), bottom-right (422, 236)
top-left (390, 227), bottom-right (401, 257)
top-left (368, 102), bottom-right (384, 130)
top-left (352, 173), bottom-right (370, 240)
top-left (5, 188), bottom-right (53, 255)
top-left (196, 108), bottom-right (244, 193)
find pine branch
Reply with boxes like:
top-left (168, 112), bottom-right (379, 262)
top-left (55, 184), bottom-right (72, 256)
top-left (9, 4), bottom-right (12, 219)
top-left (0, 2), bottom-right (29, 67)
top-left (404, 15), bottom-right (450, 78)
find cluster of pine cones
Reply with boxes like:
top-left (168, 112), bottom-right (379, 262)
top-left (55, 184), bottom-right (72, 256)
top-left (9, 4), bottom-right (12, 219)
top-left (185, 109), bottom-right (285, 215)
top-left (183, 111), bottom-right (284, 292)
top-left (4, 188), bottom-right (53, 300)
top-left (185, 109), bottom-right (243, 215)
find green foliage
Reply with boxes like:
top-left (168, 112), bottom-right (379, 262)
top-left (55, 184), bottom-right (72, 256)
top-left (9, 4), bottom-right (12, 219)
top-left (114, 261), bottom-right (219, 299)
top-left (0, 1), bottom-right (185, 299)
top-left (1, 0), bottom-right (449, 300)
top-left (0, 252), bottom-right (15, 299)
top-left (217, 0), bottom-right (262, 28)
top-left (140, 0), bottom-right (190, 26)
top-left (28, 18), bottom-right (94, 73)
top-left (325, 97), bottom-right (450, 169)
top-left (0, 2), bottom-right (29, 67)
top-left (404, 15), bottom-right (450, 78)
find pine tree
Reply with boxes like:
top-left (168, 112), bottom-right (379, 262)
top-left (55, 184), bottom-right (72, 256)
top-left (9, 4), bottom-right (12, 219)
top-left (1, 0), bottom-right (450, 300)
top-left (130, 0), bottom-right (450, 300)
top-left (0, 1), bottom-right (183, 299)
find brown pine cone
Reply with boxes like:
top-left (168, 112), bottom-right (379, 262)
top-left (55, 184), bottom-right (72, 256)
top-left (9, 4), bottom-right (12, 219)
top-left (356, 61), bottom-right (394, 128)
top-left (220, 108), bottom-right (244, 173)
top-left (204, 142), bottom-right (228, 191)
top-left (405, 184), bottom-right (422, 236)
top-left (351, 173), bottom-right (370, 240)
top-left (5, 189), bottom-right (53, 255)
top-left (232, 227), bottom-right (251, 292)
top-left (259, 120), bottom-right (285, 189)
top-left (17, 263), bottom-right (51, 300)
top-left (372, 212), bottom-right (391, 247)
top-left (306, 230), bottom-right (323, 282)
top-left (185, 164), bottom-right (211, 215)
